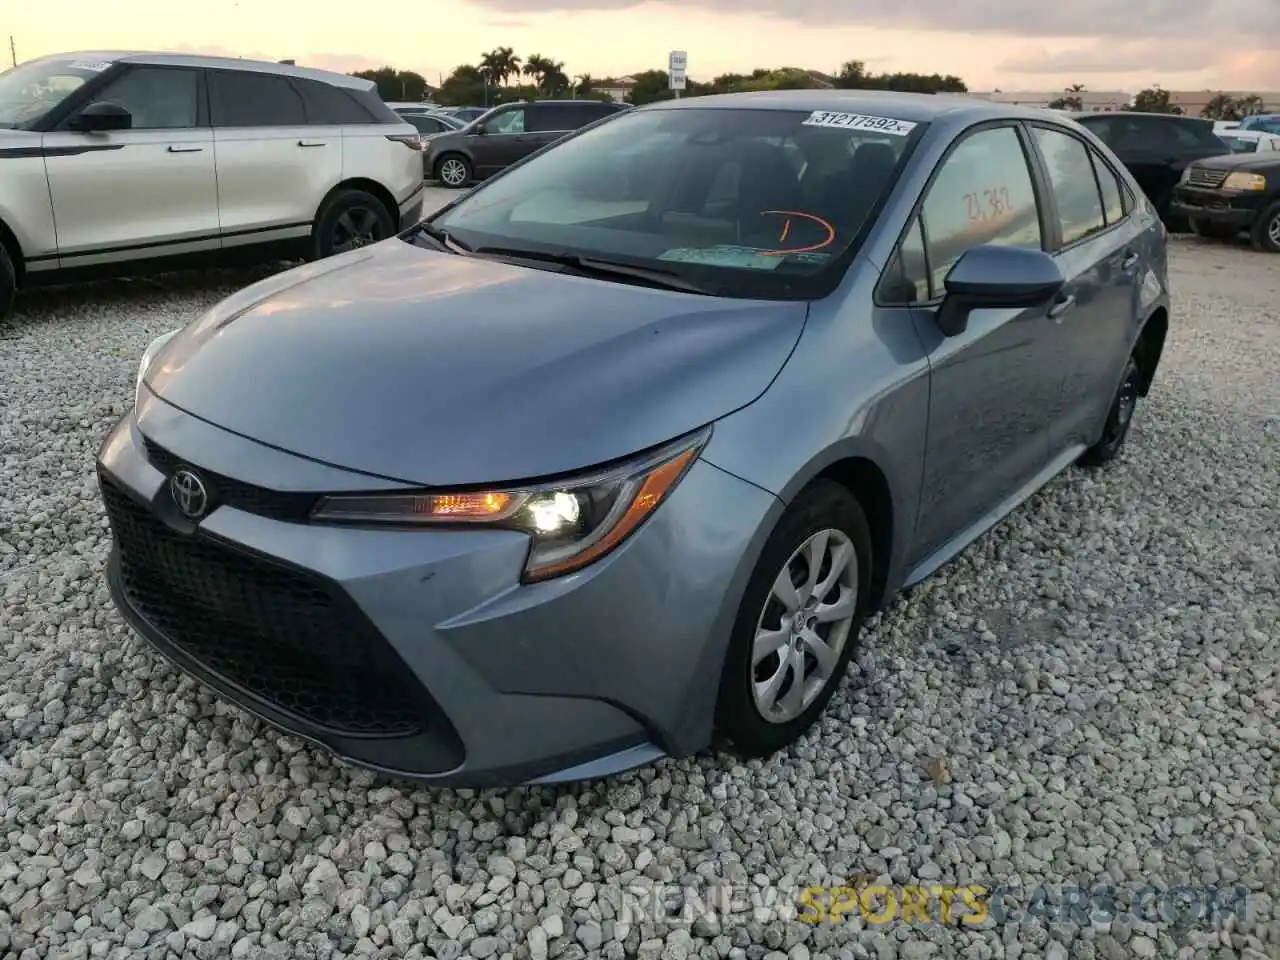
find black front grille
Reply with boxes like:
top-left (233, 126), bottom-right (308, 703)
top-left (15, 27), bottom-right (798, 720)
top-left (1187, 166), bottom-right (1229, 189)
top-left (101, 474), bottom-right (428, 738)
top-left (142, 437), bottom-right (318, 523)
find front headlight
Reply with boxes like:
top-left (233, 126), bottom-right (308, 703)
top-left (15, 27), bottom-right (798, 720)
top-left (312, 427), bottom-right (710, 582)
top-left (135, 329), bottom-right (180, 408)
top-left (1223, 172), bottom-right (1266, 191)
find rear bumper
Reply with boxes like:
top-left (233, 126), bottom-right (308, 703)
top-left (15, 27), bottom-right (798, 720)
top-left (95, 395), bottom-right (778, 786)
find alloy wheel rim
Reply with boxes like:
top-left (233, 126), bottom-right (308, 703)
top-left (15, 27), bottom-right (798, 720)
top-left (1268, 214), bottom-right (1280, 245)
top-left (440, 159), bottom-right (467, 186)
top-left (751, 528), bottom-right (858, 724)
top-left (332, 206), bottom-right (384, 253)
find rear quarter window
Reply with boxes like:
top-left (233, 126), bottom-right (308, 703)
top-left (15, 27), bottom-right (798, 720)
top-left (292, 77), bottom-right (377, 124)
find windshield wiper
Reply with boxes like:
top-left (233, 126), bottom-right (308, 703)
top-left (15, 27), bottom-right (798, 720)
top-left (411, 222), bottom-right (472, 253)
top-left (470, 245), bottom-right (714, 295)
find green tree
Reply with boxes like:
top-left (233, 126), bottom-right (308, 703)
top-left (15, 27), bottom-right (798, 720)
top-left (1049, 83), bottom-right (1086, 111)
top-left (625, 69), bottom-right (678, 106)
top-left (437, 65), bottom-right (487, 107)
top-left (351, 67), bottom-right (429, 102)
top-left (833, 59), bottom-right (966, 93)
top-left (1132, 86), bottom-right (1178, 113)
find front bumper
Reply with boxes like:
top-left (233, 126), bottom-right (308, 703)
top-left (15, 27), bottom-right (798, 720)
top-left (397, 183), bottom-right (426, 230)
top-left (96, 393), bottom-right (778, 786)
top-left (1171, 185), bottom-right (1266, 231)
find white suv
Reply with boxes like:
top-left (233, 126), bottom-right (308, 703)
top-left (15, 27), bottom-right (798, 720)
top-left (0, 52), bottom-right (427, 316)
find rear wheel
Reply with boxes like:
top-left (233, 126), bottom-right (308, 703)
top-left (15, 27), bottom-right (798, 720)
top-left (715, 481), bottom-right (872, 758)
top-left (311, 189), bottom-right (395, 261)
top-left (0, 244), bottom-right (14, 321)
top-left (1249, 202), bottom-right (1280, 253)
top-left (1080, 353), bottom-right (1142, 467)
top-left (434, 154), bottom-right (472, 188)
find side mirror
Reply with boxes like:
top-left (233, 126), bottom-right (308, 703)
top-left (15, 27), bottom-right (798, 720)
top-left (69, 101), bottom-right (133, 132)
top-left (936, 245), bottom-right (1065, 337)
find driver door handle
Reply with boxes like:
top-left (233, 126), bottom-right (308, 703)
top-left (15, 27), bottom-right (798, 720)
top-left (298, 140), bottom-right (327, 148)
top-left (1121, 251), bottom-right (1140, 270)
top-left (1047, 294), bottom-right (1077, 321)
top-left (167, 145), bottom-right (203, 153)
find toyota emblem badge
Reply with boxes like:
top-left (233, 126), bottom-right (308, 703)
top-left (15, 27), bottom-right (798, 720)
top-left (169, 468), bottom-right (209, 519)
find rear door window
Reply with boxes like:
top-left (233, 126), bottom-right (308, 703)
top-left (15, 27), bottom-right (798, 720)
top-left (209, 70), bottom-right (306, 127)
top-left (292, 77), bottom-right (374, 124)
top-left (526, 104), bottom-right (577, 133)
top-left (1031, 126), bottom-right (1107, 245)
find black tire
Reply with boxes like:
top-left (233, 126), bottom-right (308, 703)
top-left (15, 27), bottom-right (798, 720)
top-left (310, 189), bottom-right (395, 261)
top-left (0, 243), bottom-right (15, 322)
top-left (715, 480), bottom-right (873, 758)
top-left (1079, 353), bottom-right (1142, 467)
top-left (434, 154), bottom-right (473, 189)
top-left (1249, 202), bottom-right (1280, 253)
top-left (1190, 220), bottom-right (1239, 241)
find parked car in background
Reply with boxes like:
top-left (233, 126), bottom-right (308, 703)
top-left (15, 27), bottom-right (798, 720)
top-left (100, 91), bottom-right (1168, 785)
top-left (0, 51), bottom-right (426, 318)
top-left (1071, 112), bottom-right (1230, 228)
top-left (433, 106), bottom-right (489, 124)
top-left (403, 112), bottom-right (463, 135)
top-left (1172, 142), bottom-right (1280, 250)
top-left (384, 101), bottom-right (436, 117)
top-left (1239, 113), bottom-right (1280, 134)
top-left (1218, 130), bottom-right (1280, 154)
top-left (425, 99), bottom-right (630, 187)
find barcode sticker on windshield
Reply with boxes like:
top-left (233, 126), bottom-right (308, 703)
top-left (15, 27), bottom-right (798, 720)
top-left (69, 60), bottom-right (113, 72)
top-left (802, 111), bottom-right (917, 136)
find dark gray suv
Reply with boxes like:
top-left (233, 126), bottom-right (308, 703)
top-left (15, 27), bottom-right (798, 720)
top-left (425, 99), bottom-right (629, 187)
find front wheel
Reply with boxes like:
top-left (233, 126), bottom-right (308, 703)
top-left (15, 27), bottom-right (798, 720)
top-left (0, 243), bottom-right (15, 321)
top-left (1249, 202), bottom-right (1280, 253)
top-left (434, 154), bottom-right (472, 188)
top-left (715, 481), bottom-right (872, 758)
top-left (1079, 354), bottom-right (1141, 467)
top-left (310, 189), bottom-right (395, 261)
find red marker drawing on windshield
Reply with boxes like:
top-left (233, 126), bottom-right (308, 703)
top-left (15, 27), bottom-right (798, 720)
top-left (758, 210), bottom-right (836, 256)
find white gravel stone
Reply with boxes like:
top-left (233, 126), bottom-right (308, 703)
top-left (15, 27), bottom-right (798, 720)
top-left (0, 226), bottom-right (1276, 960)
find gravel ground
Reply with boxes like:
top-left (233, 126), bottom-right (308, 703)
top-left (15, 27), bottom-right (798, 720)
top-left (0, 227), bottom-right (1276, 960)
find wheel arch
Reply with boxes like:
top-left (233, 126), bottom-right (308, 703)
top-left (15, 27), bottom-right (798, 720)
top-left (0, 216), bottom-right (25, 287)
top-left (318, 178), bottom-right (399, 225)
top-left (1134, 306), bottom-right (1168, 397)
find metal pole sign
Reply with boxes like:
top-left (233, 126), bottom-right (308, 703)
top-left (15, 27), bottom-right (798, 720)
top-left (668, 50), bottom-right (687, 96)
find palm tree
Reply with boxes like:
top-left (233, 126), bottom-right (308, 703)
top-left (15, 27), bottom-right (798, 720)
top-left (1236, 94), bottom-right (1266, 117)
top-left (522, 54), bottom-right (551, 88)
top-left (1201, 92), bottom-right (1240, 120)
top-left (541, 61), bottom-right (568, 96)
top-left (478, 51), bottom-right (503, 88)
top-left (574, 73), bottom-right (595, 99)
top-left (494, 46), bottom-right (521, 86)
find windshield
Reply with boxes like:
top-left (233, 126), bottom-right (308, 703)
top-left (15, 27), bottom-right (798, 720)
top-left (1223, 137), bottom-right (1259, 153)
top-left (429, 106), bottom-right (922, 299)
top-left (0, 58), bottom-right (111, 129)
top-left (1241, 115), bottom-right (1280, 134)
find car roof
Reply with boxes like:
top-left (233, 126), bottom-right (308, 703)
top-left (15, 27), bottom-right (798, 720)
top-left (1070, 111), bottom-right (1202, 121)
top-left (29, 50), bottom-right (375, 91)
top-left (644, 89), bottom-right (1073, 124)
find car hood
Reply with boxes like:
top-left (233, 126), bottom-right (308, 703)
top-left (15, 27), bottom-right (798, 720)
top-left (1196, 151), bottom-right (1280, 172)
top-left (147, 239), bottom-right (808, 487)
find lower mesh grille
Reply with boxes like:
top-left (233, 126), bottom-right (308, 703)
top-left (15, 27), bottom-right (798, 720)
top-left (100, 473), bottom-right (427, 738)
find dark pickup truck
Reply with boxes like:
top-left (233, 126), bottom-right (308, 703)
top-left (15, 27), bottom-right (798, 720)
top-left (1171, 152), bottom-right (1280, 251)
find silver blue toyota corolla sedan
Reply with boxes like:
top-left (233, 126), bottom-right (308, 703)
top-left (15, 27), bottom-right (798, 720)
top-left (98, 90), bottom-right (1169, 786)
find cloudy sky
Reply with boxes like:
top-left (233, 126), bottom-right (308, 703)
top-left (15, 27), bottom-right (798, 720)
top-left (9, 0), bottom-right (1280, 92)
